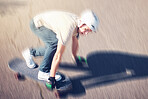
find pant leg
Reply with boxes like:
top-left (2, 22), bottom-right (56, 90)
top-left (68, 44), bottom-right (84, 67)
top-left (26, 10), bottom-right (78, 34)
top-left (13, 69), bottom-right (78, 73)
top-left (30, 47), bottom-right (46, 57)
top-left (30, 19), bottom-right (58, 72)
top-left (39, 46), bottom-right (57, 72)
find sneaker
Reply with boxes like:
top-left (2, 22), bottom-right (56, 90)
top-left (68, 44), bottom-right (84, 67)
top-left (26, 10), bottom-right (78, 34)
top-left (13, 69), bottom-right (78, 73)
top-left (22, 48), bottom-right (36, 68)
top-left (38, 71), bottom-right (62, 82)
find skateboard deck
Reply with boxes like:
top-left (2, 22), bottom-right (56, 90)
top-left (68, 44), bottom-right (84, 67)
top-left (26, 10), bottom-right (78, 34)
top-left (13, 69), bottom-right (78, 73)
top-left (8, 57), bottom-right (72, 98)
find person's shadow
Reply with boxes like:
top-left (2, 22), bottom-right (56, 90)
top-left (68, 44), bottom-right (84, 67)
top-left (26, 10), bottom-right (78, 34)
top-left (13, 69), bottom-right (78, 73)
top-left (59, 51), bottom-right (148, 97)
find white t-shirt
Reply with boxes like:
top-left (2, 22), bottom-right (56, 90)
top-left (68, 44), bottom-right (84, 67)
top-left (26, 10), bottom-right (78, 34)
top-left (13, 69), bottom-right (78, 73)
top-left (33, 11), bottom-right (79, 45)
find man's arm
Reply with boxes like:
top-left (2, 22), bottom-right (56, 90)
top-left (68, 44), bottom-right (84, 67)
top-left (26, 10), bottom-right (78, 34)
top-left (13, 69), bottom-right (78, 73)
top-left (50, 42), bottom-right (65, 77)
top-left (72, 36), bottom-right (79, 59)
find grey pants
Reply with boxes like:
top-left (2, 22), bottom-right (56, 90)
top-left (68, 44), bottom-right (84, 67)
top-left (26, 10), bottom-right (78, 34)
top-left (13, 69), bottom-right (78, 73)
top-left (30, 19), bottom-right (58, 73)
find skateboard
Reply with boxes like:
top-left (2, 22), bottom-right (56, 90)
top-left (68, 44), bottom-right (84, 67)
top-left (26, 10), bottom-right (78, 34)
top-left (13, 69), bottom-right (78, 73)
top-left (8, 58), bottom-right (72, 98)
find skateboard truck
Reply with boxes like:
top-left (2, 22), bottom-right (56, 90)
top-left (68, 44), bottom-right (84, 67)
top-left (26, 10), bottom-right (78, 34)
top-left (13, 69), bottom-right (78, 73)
top-left (45, 75), bottom-right (72, 98)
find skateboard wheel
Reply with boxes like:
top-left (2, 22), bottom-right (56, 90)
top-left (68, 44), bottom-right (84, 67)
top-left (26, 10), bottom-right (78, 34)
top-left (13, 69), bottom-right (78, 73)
top-left (14, 72), bottom-right (20, 80)
top-left (45, 82), bottom-right (53, 90)
top-left (14, 72), bottom-right (25, 80)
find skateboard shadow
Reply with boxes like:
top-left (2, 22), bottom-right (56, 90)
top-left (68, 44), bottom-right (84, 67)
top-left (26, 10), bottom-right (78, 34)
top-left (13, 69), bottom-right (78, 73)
top-left (59, 51), bottom-right (148, 97)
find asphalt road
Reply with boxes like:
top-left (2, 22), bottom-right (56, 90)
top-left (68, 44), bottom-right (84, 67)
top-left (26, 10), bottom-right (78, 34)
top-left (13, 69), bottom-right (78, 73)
top-left (0, 0), bottom-right (148, 99)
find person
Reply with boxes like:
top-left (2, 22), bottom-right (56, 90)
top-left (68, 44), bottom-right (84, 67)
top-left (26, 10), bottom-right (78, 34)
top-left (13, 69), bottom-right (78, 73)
top-left (22, 9), bottom-right (99, 89)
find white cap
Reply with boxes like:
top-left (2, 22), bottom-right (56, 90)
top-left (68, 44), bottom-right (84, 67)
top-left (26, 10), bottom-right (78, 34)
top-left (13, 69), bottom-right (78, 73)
top-left (80, 9), bottom-right (99, 32)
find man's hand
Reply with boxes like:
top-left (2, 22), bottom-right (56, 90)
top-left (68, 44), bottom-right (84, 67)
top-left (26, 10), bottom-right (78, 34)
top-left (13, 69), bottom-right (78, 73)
top-left (75, 56), bottom-right (88, 66)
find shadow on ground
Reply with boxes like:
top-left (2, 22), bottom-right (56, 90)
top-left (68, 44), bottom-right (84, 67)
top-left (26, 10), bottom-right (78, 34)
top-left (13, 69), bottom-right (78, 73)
top-left (59, 51), bottom-right (148, 97)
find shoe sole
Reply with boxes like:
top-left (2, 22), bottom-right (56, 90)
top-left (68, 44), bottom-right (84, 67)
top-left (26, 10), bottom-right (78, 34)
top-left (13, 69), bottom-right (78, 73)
top-left (38, 75), bottom-right (62, 82)
top-left (38, 77), bottom-right (49, 82)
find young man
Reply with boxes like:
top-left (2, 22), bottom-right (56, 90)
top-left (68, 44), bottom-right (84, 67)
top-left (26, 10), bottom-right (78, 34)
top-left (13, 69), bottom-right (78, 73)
top-left (22, 9), bottom-right (99, 89)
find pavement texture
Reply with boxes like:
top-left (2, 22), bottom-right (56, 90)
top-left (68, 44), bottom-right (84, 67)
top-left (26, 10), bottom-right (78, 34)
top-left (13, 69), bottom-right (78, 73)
top-left (0, 0), bottom-right (148, 99)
